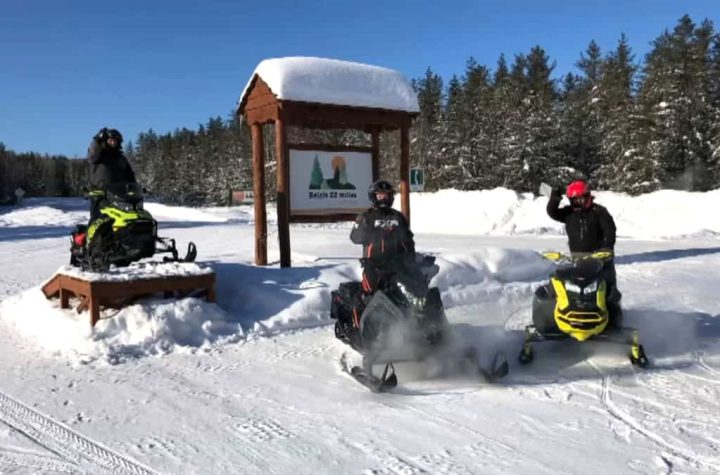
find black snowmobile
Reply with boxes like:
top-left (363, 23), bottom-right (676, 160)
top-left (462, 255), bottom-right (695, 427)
top-left (70, 182), bottom-right (197, 272)
top-left (518, 250), bottom-right (648, 367)
top-left (332, 254), bottom-right (508, 392)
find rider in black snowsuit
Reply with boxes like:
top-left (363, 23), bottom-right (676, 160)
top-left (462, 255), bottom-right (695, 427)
top-left (86, 127), bottom-right (136, 220)
top-left (350, 180), bottom-right (427, 299)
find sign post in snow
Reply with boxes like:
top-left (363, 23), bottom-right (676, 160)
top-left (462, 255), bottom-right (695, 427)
top-left (410, 168), bottom-right (424, 192)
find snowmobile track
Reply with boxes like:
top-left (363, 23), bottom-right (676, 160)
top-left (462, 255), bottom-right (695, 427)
top-left (590, 362), bottom-right (720, 472)
top-left (0, 449), bottom-right (78, 473)
top-left (0, 389), bottom-right (156, 474)
top-left (695, 352), bottom-right (720, 380)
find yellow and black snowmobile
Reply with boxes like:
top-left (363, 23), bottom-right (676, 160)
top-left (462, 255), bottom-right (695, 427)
top-left (518, 250), bottom-right (648, 367)
top-left (70, 183), bottom-right (197, 272)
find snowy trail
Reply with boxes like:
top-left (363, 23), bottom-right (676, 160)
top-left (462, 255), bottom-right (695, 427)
top-left (2, 196), bottom-right (720, 473)
top-left (0, 389), bottom-right (155, 474)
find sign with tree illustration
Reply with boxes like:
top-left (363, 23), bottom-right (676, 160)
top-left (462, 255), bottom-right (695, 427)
top-left (289, 148), bottom-right (373, 216)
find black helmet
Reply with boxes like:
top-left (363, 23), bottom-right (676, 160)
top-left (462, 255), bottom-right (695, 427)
top-left (368, 180), bottom-right (394, 208)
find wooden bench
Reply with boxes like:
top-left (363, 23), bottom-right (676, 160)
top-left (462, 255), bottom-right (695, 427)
top-left (42, 272), bottom-right (216, 327)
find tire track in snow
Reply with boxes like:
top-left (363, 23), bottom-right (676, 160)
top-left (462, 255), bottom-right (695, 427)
top-left (695, 352), bottom-right (720, 380)
top-left (590, 362), bottom-right (720, 472)
top-left (0, 448), bottom-right (78, 473)
top-left (0, 390), bottom-right (155, 474)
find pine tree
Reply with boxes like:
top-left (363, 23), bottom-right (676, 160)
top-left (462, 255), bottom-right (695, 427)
top-left (454, 58), bottom-right (494, 189)
top-left (709, 33), bottom-right (720, 186)
top-left (498, 53), bottom-right (532, 190)
top-left (638, 15), bottom-right (716, 190)
top-left (434, 74), bottom-right (463, 189)
top-left (411, 67), bottom-right (444, 189)
top-left (310, 156), bottom-right (323, 188)
top-left (595, 34), bottom-right (640, 192)
top-left (522, 46), bottom-right (562, 191)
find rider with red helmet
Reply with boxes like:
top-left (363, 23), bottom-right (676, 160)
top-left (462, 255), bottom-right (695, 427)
top-left (548, 179), bottom-right (616, 253)
top-left (547, 179), bottom-right (620, 323)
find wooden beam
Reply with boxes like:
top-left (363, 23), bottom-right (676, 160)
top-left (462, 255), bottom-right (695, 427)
top-left (245, 105), bottom-right (279, 125)
top-left (287, 143), bottom-right (372, 153)
top-left (400, 126), bottom-right (410, 223)
top-left (371, 128), bottom-right (380, 182)
top-left (275, 118), bottom-right (291, 268)
top-left (251, 124), bottom-right (268, 265)
top-left (280, 101), bottom-right (415, 131)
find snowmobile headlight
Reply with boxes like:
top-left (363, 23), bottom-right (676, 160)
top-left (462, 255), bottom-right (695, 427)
top-left (583, 280), bottom-right (598, 293)
top-left (564, 282), bottom-right (582, 293)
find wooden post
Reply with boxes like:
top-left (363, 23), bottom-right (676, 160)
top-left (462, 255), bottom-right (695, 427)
top-left (251, 123), bottom-right (268, 266)
top-left (275, 118), bottom-right (291, 268)
top-left (400, 125), bottom-right (410, 223)
top-left (89, 296), bottom-right (100, 327)
top-left (60, 288), bottom-right (70, 309)
top-left (371, 128), bottom-right (380, 181)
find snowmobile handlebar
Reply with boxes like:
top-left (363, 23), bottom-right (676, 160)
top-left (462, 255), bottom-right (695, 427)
top-left (541, 250), bottom-right (614, 264)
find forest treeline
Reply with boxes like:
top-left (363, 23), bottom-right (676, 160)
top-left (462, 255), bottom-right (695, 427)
top-left (2, 15), bottom-right (718, 205)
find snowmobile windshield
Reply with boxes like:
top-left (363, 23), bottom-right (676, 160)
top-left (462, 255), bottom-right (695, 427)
top-left (556, 257), bottom-right (603, 283)
top-left (105, 182), bottom-right (144, 209)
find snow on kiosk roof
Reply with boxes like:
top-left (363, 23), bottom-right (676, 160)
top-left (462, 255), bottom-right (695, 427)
top-left (237, 57), bottom-right (419, 129)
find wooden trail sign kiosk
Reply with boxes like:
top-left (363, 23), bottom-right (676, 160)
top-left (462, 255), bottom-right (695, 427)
top-left (237, 57), bottom-right (419, 268)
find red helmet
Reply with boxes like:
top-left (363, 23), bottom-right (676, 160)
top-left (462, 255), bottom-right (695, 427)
top-left (566, 180), bottom-right (593, 210)
top-left (566, 180), bottom-right (590, 198)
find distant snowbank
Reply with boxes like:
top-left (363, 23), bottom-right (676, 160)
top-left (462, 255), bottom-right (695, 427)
top-left (408, 188), bottom-right (720, 240)
top-left (3, 188), bottom-right (719, 240)
top-left (144, 202), bottom-right (228, 223)
top-left (0, 205), bottom-right (86, 227)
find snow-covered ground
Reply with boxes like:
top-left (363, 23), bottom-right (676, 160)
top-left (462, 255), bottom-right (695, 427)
top-left (1, 188), bottom-right (719, 474)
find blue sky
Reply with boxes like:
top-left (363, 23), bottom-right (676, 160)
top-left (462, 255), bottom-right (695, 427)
top-left (1, 0), bottom-right (717, 157)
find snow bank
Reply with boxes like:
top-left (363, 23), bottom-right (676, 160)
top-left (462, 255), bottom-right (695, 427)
top-left (2, 187), bottom-right (719, 363)
top-left (239, 57), bottom-right (419, 112)
top-left (0, 287), bottom-right (242, 365)
top-left (0, 205), bottom-right (86, 227)
top-left (144, 202), bottom-right (228, 223)
top-left (6, 188), bottom-right (719, 240)
top-left (408, 188), bottom-right (720, 240)
top-left (0, 247), bottom-right (551, 364)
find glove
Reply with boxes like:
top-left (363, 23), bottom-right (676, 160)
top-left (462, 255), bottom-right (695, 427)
top-left (550, 186), bottom-right (564, 198)
top-left (93, 128), bottom-right (109, 143)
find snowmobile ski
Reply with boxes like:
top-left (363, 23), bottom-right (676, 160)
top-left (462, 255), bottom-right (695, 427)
top-left (158, 239), bottom-right (197, 263)
top-left (518, 324), bottom-right (650, 368)
top-left (340, 354), bottom-right (397, 392)
top-left (479, 350), bottom-right (509, 382)
top-left (458, 347), bottom-right (509, 383)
